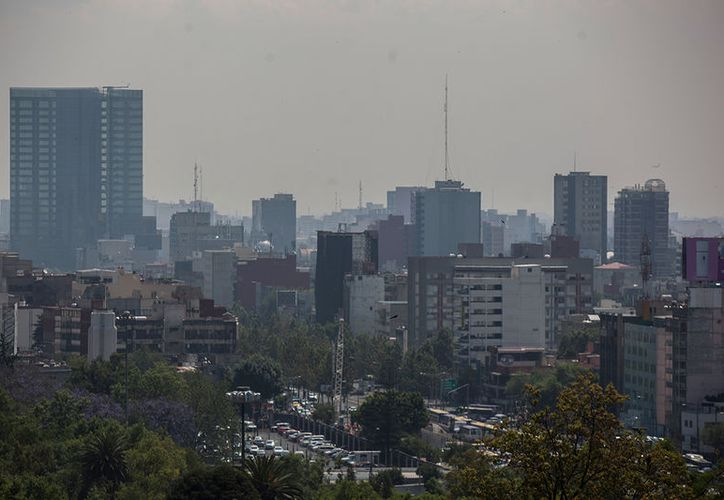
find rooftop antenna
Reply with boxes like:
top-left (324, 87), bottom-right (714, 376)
top-left (573, 152), bottom-right (577, 172)
top-left (444, 74), bottom-right (450, 181)
top-left (193, 163), bottom-right (199, 212)
top-left (358, 180), bottom-right (363, 210)
top-left (199, 164), bottom-right (203, 203)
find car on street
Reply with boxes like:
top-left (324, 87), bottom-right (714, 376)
top-left (265, 440), bottom-right (275, 450)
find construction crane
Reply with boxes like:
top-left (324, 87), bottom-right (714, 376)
top-left (332, 318), bottom-right (345, 417)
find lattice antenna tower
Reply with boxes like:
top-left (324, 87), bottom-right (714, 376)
top-left (332, 318), bottom-right (345, 416)
top-left (444, 74), bottom-right (452, 181)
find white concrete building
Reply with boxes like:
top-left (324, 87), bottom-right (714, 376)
top-left (453, 264), bottom-right (546, 367)
top-left (201, 250), bottom-right (236, 308)
top-left (343, 274), bottom-right (385, 335)
top-left (14, 305), bottom-right (43, 353)
top-left (88, 310), bottom-right (117, 361)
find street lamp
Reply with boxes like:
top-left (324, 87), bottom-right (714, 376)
top-left (226, 387), bottom-right (261, 464)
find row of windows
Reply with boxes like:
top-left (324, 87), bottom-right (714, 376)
top-left (12, 100), bottom-right (55, 108)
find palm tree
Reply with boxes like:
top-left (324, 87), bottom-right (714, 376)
top-left (243, 455), bottom-right (303, 500)
top-left (79, 426), bottom-right (129, 497)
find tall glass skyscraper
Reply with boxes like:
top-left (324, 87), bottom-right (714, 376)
top-left (9, 86), bottom-right (143, 269)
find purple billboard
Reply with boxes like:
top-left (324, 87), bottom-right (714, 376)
top-left (682, 237), bottom-right (724, 283)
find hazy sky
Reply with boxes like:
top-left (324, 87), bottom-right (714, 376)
top-left (1, 0), bottom-right (723, 218)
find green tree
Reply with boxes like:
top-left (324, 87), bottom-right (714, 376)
top-left (169, 464), bottom-right (260, 500)
top-left (398, 347), bottom-right (439, 397)
top-left (278, 455), bottom-right (324, 499)
top-left (703, 422), bottom-right (724, 455)
top-left (497, 372), bottom-right (693, 499)
top-left (183, 370), bottom-right (235, 437)
top-left (426, 329), bottom-right (454, 371)
top-left (243, 455), bottom-right (303, 500)
top-left (376, 340), bottom-right (403, 390)
top-left (79, 425), bottom-right (130, 498)
top-left (116, 430), bottom-right (189, 500)
top-left (357, 391), bottom-right (429, 452)
top-left (399, 435), bottom-right (439, 462)
top-left (557, 324), bottom-right (598, 359)
top-left (232, 354), bottom-right (285, 398)
top-left (316, 479), bottom-right (382, 500)
top-left (505, 363), bottom-right (586, 409)
top-left (445, 447), bottom-right (519, 499)
top-left (312, 402), bottom-right (336, 425)
top-left (370, 468), bottom-right (403, 498)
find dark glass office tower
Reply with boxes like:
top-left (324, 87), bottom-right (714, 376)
top-left (102, 88), bottom-right (143, 239)
top-left (10, 88), bottom-right (102, 269)
top-left (9, 86), bottom-right (143, 269)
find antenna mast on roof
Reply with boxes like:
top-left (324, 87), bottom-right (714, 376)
top-left (358, 180), bottom-right (363, 210)
top-left (193, 163), bottom-right (199, 212)
top-left (444, 75), bottom-right (450, 181)
top-left (573, 152), bottom-right (577, 172)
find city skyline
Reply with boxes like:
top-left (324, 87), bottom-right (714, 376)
top-left (1, 1), bottom-right (724, 218)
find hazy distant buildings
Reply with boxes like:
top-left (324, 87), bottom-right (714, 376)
top-left (9, 86), bottom-right (144, 269)
top-left (481, 209), bottom-right (545, 256)
top-left (554, 171), bottom-right (608, 264)
top-left (0, 199), bottom-right (9, 234)
top-left (614, 179), bottom-right (672, 277)
top-left (387, 186), bottom-right (424, 223)
top-left (412, 180), bottom-right (481, 257)
top-left (251, 194), bottom-right (296, 255)
top-left (169, 211), bottom-right (243, 264)
top-left (315, 230), bottom-right (378, 324)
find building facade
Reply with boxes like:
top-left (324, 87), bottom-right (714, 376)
top-left (614, 179), bottom-right (672, 278)
top-left (412, 180), bottom-right (481, 257)
top-left (452, 264), bottom-right (546, 368)
top-left (407, 256), bottom-right (593, 352)
top-left (9, 87), bottom-right (144, 269)
top-left (101, 88), bottom-right (143, 239)
top-left (387, 186), bottom-right (424, 223)
top-left (343, 274), bottom-right (385, 335)
top-left (554, 171), bottom-right (608, 264)
top-left (315, 230), bottom-right (378, 324)
top-left (252, 194), bottom-right (296, 255)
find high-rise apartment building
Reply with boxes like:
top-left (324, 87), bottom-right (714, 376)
top-left (407, 255), bottom-right (593, 351)
top-left (10, 88), bottom-right (103, 268)
top-left (614, 179), bottom-right (672, 278)
top-left (315, 230), bottom-right (378, 324)
top-left (102, 88), bottom-right (143, 238)
top-left (554, 171), bottom-right (608, 264)
top-left (412, 180), bottom-right (481, 257)
top-left (251, 194), bottom-right (296, 255)
top-left (9, 86), bottom-right (143, 269)
top-left (671, 286), bottom-right (724, 453)
top-left (387, 186), bottom-right (424, 223)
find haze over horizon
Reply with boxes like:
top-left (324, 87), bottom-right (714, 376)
top-left (1, 0), bottom-right (723, 218)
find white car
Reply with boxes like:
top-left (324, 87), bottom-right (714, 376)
top-left (273, 446), bottom-right (285, 456)
top-left (249, 445), bottom-right (260, 455)
top-left (254, 436), bottom-right (264, 446)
